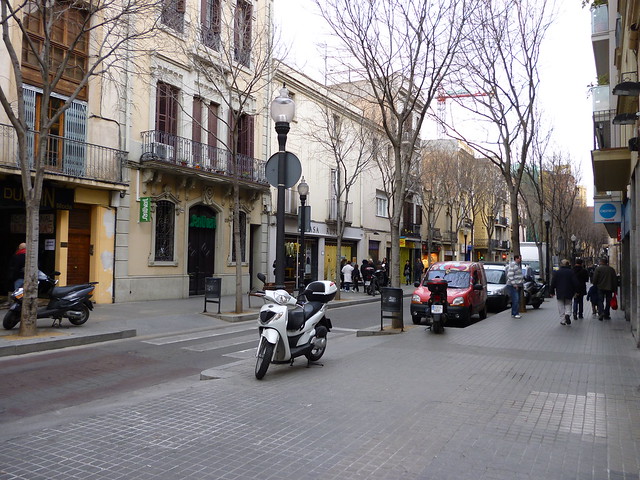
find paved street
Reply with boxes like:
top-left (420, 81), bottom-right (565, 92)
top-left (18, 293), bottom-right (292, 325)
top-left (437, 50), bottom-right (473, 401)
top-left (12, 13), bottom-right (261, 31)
top-left (1, 296), bottom-right (639, 479)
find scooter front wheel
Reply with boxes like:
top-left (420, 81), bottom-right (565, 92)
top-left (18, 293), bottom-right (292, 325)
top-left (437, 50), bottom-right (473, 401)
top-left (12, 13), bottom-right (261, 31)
top-left (306, 337), bottom-right (326, 362)
top-left (3, 310), bottom-right (19, 330)
top-left (68, 304), bottom-right (90, 326)
top-left (255, 340), bottom-right (274, 379)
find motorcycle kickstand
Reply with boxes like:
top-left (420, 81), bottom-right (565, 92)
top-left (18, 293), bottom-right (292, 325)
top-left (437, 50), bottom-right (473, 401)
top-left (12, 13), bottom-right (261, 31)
top-left (307, 359), bottom-right (324, 368)
top-left (51, 318), bottom-right (63, 328)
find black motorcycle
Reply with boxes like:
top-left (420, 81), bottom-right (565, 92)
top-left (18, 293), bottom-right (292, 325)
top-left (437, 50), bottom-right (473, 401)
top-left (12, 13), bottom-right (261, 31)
top-left (523, 275), bottom-right (547, 309)
top-left (426, 278), bottom-right (448, 333)
top-left (366, 268), bottom-right (387, 295)
top-left (3, 270), bottom-right (98, 330)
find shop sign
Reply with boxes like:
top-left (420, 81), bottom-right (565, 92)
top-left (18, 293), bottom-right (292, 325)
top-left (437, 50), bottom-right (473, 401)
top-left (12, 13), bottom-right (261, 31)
top-left (594, 200), bottom-right (621, 223)
top-left (1, 182), bottom-right (73, 210)
top-left (189, 214), bottom-right (216, 229)
top-left (139, 197), bottom-right (151, 222)
top-left (10, 213), bottom-right (55, 234)
top-left (399, 237), bottom-right (406, 247)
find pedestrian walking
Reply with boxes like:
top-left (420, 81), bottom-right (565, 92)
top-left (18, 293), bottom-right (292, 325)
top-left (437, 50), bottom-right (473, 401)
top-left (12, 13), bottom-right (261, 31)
top-left (572, 258), bottom-right (589, 320)
top-left (361, 259), bottom-right (374, 294)
top-left (352, 260), bottom-right (361, 292)
top-left (414, 258), bottom-right (424, 283)
top-left (8, 242), bottom-right (26, 290)
top-left (341, 260), bottom-right (354, 292)
top-left (586, 284), bottom-right (598, 315)
top-left (505, 254), bottom-right (524, 318)
top-left (403, 260), bottom-right (411, 286)
top-left (550, 259), bottom-right (580, 326)
top-left (592, 257), bottom-right (618, 321)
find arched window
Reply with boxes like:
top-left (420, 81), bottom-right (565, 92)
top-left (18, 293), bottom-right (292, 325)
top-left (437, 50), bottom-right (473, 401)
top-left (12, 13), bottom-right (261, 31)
top-left (155, 200), bottom-right (175, 261)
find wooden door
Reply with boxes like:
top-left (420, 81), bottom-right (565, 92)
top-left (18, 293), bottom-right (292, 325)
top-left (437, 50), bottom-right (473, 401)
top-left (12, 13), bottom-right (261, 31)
top-left (187, 205), bottom-right (216, 295)
top-left (67, 206), bottom-right (91, 285)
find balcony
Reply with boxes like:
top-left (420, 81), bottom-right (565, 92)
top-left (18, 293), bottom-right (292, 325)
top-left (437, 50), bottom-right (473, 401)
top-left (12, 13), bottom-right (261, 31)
top-left (401, 223), bottom-right (421, 239)
top-left (140, 130), bottom-right (268, 187)
top-left (428, 227), bottom-right (442, 241)
top-left (442, 230), bottom-right (456, 244)
top-left (0, 123), bottom-right (125, 184)
top-left (325, 199), bottom-right (353, 224)
top-left (591, 110), bottom-right (633, 192)
top-left (495, 216), bottom-right (508, 227)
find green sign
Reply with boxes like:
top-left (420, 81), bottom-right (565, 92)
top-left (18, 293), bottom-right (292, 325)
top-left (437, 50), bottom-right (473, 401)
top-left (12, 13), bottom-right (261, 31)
top-left (189, 214), bottom-right (216, 229)
top-left (139, 197), bottom-right (151, 222)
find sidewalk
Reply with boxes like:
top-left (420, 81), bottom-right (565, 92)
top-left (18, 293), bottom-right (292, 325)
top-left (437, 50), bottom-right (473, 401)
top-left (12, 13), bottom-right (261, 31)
top-left (0, 284), bottom-right (416, 357)
top-left (1, 294), bottom-right (639, 479)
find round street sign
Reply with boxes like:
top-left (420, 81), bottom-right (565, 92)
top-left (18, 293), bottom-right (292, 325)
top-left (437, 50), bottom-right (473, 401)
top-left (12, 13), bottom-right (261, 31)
top-left (265, 152), bottom-right (302, 188)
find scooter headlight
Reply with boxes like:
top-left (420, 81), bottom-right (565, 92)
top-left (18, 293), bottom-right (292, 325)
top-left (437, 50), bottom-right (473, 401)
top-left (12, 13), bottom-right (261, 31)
top-left (259, 311), bottom-right (282, 325)
top-left (12, 288), bottom-right (24, 300)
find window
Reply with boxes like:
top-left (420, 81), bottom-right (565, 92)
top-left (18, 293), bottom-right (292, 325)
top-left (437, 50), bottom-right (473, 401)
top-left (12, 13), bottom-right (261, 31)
top-left (231, 211), bottom-right (247, 263)
top-left (161, 0), bottom-right (185, 33)
top-left (21, 3), bottom-right (89, 99)
top-left (234, 0), bottom-right (252, 66)
top-left (154, 200), bottom-right (175, 262)
top-left (155, 82), bottom-right (179, 155)
top-left (376, 190), bottom-right (388, 217)
top-left (201, 0), bottom-right (221, 49)
top-left (22, 85), bottom-right (87, 175)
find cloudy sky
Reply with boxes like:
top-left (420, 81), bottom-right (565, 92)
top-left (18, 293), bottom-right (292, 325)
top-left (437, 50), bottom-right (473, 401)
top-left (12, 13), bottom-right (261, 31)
top-left (273, 1), bottom-right (597, 203)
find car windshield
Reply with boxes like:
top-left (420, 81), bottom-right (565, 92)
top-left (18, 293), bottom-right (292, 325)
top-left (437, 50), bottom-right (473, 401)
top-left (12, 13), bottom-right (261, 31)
top-left (425, 270), bottom-right (470, 289)
top-left (485, 270), bottom-right (506, 285)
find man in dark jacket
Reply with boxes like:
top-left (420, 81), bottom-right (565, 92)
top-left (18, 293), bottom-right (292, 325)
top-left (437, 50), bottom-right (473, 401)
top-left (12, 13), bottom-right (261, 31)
top-left (592, 257), bottom-right (618, 320)
top-left (572, 259), bottom-right (589, 320)
top-left (550, 259), bottom-right (579, 326)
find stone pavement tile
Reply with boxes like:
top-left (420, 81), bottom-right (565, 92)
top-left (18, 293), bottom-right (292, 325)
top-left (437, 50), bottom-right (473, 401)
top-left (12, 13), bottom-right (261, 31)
top-left (0, 307), bottom-right (639, 479)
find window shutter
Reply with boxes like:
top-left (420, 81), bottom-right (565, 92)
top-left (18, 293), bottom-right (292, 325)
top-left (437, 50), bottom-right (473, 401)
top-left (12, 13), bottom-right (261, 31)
top-left (63, 100), bottom-right (87, 176)
top-left (22, 87), bottom-right (37, 167)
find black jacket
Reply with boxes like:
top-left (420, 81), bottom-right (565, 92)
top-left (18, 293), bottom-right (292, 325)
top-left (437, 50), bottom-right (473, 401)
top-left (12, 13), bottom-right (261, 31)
top-left (572, 265), bottom-right (589, 295)
top-left (550, 266), bottom-right (579, 300)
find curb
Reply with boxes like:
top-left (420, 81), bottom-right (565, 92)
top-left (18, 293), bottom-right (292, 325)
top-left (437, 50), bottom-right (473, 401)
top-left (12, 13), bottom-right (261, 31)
top-left (0, 329), bottom-right (137, 357)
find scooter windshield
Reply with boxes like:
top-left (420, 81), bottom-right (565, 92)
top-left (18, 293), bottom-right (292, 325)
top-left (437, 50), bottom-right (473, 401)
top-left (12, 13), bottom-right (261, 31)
top-left (426, 270), bottom-right (469, 289)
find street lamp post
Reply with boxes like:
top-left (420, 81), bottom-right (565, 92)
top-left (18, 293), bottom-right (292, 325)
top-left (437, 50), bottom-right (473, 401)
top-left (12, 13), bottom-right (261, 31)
top-left (462, 227), bottom-right (470, 261)
top-left (297, 177), bottom-right (309, 295)
top-left (543, 212), bottom-right (551, 289)
top-left (571, 234), bottom-right (577, 265)
top-left (270, 86), bottom-right (296, 290)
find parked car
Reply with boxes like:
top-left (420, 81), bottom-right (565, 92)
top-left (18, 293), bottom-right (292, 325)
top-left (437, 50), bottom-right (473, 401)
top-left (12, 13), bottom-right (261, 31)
top-left (482, 262), bottom-right (510, 312)
top-left (411, 261), bottom-right (488, 326)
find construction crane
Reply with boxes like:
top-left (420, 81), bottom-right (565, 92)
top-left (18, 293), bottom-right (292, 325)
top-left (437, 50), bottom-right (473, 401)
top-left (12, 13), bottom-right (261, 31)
top-left (436, 89), bottom-right (490, 138)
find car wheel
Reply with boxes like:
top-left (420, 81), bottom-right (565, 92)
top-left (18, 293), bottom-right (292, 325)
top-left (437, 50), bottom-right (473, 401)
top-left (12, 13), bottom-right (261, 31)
top-left (411, 313), bottom-right (422, 325)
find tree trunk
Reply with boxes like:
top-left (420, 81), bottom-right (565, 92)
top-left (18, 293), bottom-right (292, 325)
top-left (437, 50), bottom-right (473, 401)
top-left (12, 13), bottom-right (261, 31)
top-left (233, 181), bottom-right (243, 313)
top-left (509, 186), bottom-right (520, 258)
top-left (19, 196), bottom-right (40, 336)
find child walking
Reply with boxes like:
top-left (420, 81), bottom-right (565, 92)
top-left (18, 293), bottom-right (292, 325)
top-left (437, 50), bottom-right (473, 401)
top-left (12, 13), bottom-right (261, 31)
top-left (586, 284), bottom-right (598, 315)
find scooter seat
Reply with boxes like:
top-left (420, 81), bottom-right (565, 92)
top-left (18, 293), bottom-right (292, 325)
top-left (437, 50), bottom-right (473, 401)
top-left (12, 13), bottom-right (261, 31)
top-left (287, 302), bottom-right (324, 331)
top-left (51, 284), bottom-right (92, 298)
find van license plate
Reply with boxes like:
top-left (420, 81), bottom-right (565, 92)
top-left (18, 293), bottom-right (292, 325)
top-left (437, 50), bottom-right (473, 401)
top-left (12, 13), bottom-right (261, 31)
top-left (431, 304), bottom-right (443, 314)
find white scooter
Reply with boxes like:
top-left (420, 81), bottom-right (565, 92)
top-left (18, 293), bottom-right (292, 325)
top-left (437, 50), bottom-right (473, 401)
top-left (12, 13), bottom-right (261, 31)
top-left (253, 273), bottom-right (337, 379)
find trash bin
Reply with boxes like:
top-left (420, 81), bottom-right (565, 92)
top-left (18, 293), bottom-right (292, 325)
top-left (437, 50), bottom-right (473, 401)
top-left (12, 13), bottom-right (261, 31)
top-left (380, 287), bottom-right (403, 330)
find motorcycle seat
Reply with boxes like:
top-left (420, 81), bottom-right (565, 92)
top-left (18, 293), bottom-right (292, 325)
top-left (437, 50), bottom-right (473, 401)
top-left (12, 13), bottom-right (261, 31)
top-left (51, 284), bottom-right (93, 298)
top-left (287, 302), bottom-right (324, 331)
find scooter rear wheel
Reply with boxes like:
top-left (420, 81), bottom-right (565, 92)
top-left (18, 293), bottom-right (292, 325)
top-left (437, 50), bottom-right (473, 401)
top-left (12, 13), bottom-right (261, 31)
top-left (68, 304), bottom-right (90, 326)
top-left (306, 339), bottom-right (326, 362)
top-left (3, 310), bottom-right (19, 330)
top-left (255, 340), bottom-right (274, 380)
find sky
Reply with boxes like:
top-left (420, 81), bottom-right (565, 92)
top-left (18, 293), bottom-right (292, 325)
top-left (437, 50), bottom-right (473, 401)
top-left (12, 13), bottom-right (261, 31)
top-left (273, 1), bottom-right (597, 204)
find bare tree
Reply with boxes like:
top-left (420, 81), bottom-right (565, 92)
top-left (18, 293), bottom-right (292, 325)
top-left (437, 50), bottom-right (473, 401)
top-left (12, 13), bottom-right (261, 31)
top-left (184, 1), bottom-right (279, 313)
top-left (314, 0), bottom-right (476, 286)
top-left (474, 159), bottom-right (507, 261)
top-left (304, 104), bottom-right (374, 297)
top-left (419, 144), bottom-right (449, 265)
top-left (443, 0), bottom-right (553, 258)
top-left (0, 0), bottom-right (161, 336)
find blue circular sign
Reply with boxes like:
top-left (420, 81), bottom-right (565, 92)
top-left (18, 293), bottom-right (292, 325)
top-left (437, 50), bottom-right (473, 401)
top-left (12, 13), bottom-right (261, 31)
top-left (599, 203), bottom-right (617, 219)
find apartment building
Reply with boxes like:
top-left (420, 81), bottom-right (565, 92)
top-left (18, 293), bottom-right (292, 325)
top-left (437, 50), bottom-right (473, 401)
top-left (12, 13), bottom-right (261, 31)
top-left (590, 0), bottom-right (640, 343)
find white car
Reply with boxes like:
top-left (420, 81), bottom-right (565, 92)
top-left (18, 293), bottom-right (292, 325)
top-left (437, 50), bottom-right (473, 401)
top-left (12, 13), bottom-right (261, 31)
top-left (482, 262), bottom-right (510, 312)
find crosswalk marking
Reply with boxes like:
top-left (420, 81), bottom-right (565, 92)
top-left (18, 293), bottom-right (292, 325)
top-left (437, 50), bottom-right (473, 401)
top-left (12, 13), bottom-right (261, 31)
top-left (184, 333), bottom-right (258, 352)
top-left (143, 324), bottom-right (254, 345)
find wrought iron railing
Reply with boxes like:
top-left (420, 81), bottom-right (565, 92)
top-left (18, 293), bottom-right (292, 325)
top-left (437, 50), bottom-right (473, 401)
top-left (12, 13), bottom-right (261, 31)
top-left (401, 223), bottom-right (421, 238)
top-left (0, 123), bottom-right (125, 183)
top-left (593, 109), bottom-right (636, 150)
top-left (140, 130), bottom-right (268, 185)
top-left (325, 199), bottom-right (353, 223)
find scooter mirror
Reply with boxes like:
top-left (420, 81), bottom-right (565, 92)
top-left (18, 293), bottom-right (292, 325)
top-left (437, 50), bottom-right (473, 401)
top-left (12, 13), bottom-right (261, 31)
top-left (257, 272), bottom-right (266, 283)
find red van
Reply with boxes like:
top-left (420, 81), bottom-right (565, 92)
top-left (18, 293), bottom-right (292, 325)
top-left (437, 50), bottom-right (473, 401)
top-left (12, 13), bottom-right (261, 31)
top-left (410, 261), bottom-right (488, 326)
